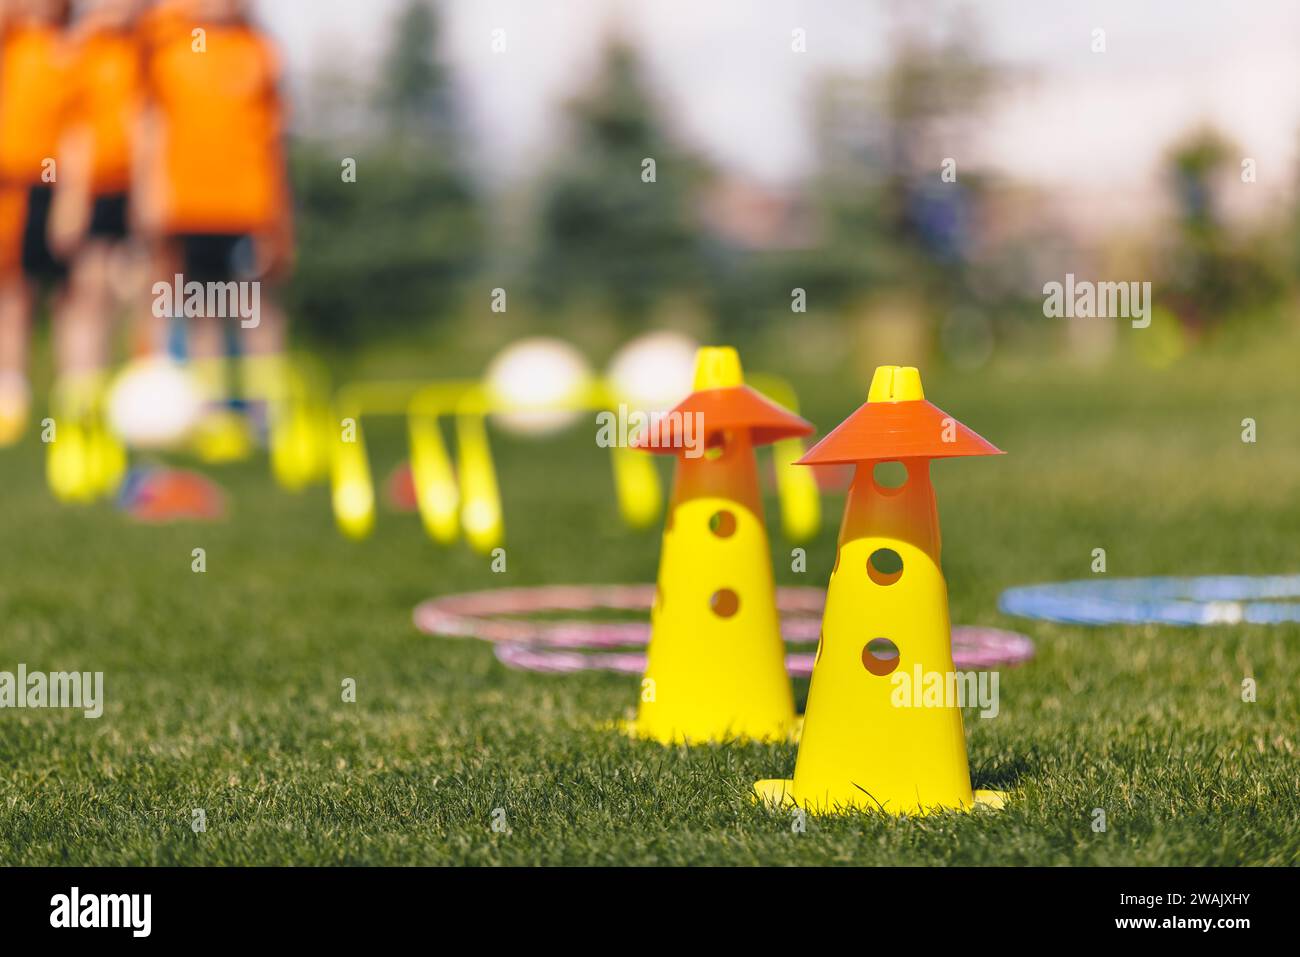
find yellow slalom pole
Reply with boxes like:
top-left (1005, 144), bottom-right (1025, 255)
top-left (304, 400), bottom-right (336, 486)
top-left (610, 445), bottom-right (661, 528)
top-left (327, 380), bottom-right (436, 540)
top-left (269, 399), bottom-right (313, 491)
top-left (243, 353), bottom-right (332, 491)
top-left (408, 413), bottom-right (460, 544)
top-left (771, 433), bottom-right (820, 542)
top-left (591, 381), bottom-right (662, 529)
top-left (330, 410), bottom-right (375, 539)
top-left (454, 390), bottom-right (502, 554)
top-left (259, 359), bottom-right (310, 491)
top-left (751, 373), bottom-right (821, 542)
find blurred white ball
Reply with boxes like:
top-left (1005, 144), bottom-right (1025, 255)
top-left (606, 331), bottom-right (698, 412)
top-left (106, 358), bottom-right (204, 449)
top-left (484, 337), bottom-right (592, 436)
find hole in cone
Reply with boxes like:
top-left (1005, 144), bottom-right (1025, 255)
top-left (703, 430), bottom-right (731, 461)
top-left (708, 510), bottom-right (737, 538)
top-left (872, 460), bottom-right (908, 491)
top-left (867, 547), bottom-right (903, 586)
top-left (862, 637), bottom-right (899, 676)
top-left (710, 588), bottom-right (740, 618)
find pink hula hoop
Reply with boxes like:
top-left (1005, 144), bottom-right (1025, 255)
top-left (413, 585), bottom-right (1034, 675)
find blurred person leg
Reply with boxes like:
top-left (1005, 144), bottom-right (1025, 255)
top-left (0, 182), bottom-right (30, 443)
top-left (0, 0), bottom-right (75, 442)
top-left (0, 276), bottom-right (32, 445)
top-left (55, 0), bottom-right (149, 375)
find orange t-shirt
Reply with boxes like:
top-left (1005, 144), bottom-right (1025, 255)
top-left (69, 26), bottom-right (144, 196)
top-left (0, 22), bottom-right (73, 186)
top-left (145, 18), bottom-right (287, 234)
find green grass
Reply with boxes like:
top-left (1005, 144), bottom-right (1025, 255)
top-left (1, 329), bottom-right (1298, 865)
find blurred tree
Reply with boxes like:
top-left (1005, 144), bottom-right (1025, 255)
top-left (769, 13), bottom-right (1005, 367)
top-left (1161, 128), bottom-right (1282, 328)
top-left (285, 0), bottom-right (483, 345)
top-left (820, 21), bottom-right (994, 295)
top-left (374, 0), bottom-right (455, 142)
top-left (531, 38), bottom-right (709, 325)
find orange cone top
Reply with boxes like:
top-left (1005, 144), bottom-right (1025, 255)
top-left (796, 365), bottom-right (1002, 465)
top-left (631, 346), bottom-right (814, 455)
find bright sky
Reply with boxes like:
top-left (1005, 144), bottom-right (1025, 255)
top-left (258, 0), bottom-right (1300, 225)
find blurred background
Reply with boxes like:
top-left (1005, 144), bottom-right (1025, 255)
top-left (2, 1), bottom-right (1297, 868)
top-left (261, 0), bottom-right (1300, 378)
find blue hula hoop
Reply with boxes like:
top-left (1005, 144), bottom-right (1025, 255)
top-left (998, 575), bottom-right (1300, 627)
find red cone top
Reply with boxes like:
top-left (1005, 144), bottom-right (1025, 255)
top-left (796, 365), bottom-right (1002, 465)
top-left (631, 346), bottom-right (814, 455)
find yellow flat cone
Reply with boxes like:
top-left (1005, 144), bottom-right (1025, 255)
top-left (754, 366), bottom-right (1009, 814)
top-left (623, 347), bottom-right (813, 745)
top-left (192, 409), bottom-right (254, 463)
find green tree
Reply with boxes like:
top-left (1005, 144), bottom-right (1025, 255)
top-left (285, 0), bottom-right (482, 344)
top-left (532, 39), bottom-right (708, 324)
top-left (374, 0), bottom-right (455, 142)
top-left (1161, 128), bottom-right (1282, 328)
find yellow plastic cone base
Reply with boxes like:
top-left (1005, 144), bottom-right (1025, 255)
top-left (752, 777), bottom-right (1007, 816)
top-left (619, 713), bottom-right (803, 745)
top-left (43, 374), bottom-right (127, 503)
top-left (192, 410), bottom-right (254, 463)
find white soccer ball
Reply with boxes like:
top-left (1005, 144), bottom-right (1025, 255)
top-left (484, 338), bottom-right (592, 436)
top-left (606, 331), bottom-right (698, 412)
top-left (106, 358), bottom-right (205, 449)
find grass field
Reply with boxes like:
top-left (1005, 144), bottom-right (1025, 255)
top-left (1, 326), bottom-right (1297, 866)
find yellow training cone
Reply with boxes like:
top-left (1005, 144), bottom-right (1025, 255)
top-left (624, 347), bottom-right (814, 744)
top-left (755, 365), bottom-right (1006, 814)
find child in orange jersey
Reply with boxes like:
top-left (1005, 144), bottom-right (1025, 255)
top-left (138, 0), bottom-right (293, 360)
top-left (136, 0), bottom-right (292, 455)
top-left (0, 0), bottom-right (73, 444)
top-left (48, 0), bottom-right (147, 381)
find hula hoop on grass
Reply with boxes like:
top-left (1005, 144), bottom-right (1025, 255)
top-left (999, 575), bottom-right (1300, 626)
top-left (413, 584), bottom-right (1035, 674)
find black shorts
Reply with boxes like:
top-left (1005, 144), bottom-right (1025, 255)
top-left (175, 233), bottom-right (255, 284)
top-left (88, 192), bottom-right (129, 240)
top-left (21, 185), bottom-right (67, 283)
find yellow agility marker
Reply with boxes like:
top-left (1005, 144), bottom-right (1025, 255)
top-left (625, 347), bottom-right (814, 744)
top-left (327, 379), bottom-right (507, 552)
top-left (48, 372), bottom-right (127, 504)
top-left (330, 416), bottom-right (376, 540)
top-left (319, 338), bottom-right (821, 553)
top-left (755, 365), bottom-right (1006, 814)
